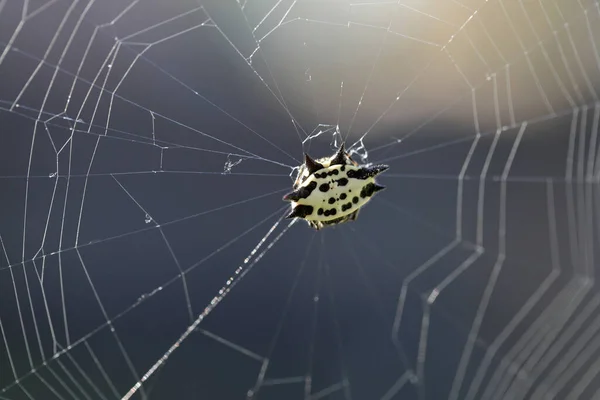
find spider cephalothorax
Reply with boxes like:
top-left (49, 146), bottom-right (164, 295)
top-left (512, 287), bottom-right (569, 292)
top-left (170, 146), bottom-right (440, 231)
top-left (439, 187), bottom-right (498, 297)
top-left (283, 143), bottom-right (388, 230)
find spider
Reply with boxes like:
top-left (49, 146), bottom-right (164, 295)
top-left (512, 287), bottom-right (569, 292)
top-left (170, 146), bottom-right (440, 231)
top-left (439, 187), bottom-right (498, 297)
top-left (283, 143), bottom-right (388, 230)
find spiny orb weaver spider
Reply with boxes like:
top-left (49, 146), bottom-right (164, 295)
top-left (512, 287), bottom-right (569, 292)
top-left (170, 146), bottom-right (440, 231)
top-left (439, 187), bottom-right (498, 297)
top-left (283, 143), bottom-right (389, 230)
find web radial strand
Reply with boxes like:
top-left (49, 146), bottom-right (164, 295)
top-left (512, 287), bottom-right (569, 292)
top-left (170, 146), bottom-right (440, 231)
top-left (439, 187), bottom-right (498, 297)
top-left (122, 216), bottom-right (295, 400)
top-left (1, 0), bottom-right (600, 399)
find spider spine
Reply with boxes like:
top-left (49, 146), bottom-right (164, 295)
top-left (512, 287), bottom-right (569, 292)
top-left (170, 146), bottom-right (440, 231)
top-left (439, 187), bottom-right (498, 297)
top-left (303, 153), bottom-right (324, 174)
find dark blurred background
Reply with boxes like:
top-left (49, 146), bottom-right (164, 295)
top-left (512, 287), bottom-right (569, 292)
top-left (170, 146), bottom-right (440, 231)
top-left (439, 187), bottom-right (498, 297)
top-left (1, 0), bottom-right (600, 399)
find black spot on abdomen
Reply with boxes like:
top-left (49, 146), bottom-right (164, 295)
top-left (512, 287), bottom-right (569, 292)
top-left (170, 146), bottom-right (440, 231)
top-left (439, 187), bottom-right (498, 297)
top-left (319, 183), bottom-right (329, 192)
top-left (337, 178), bottom-right (348, 186)
top-left (323, 208), bottom-right (338, 217)
top-left (297, 181), bottom-right (317, 199)
top-left (360, 183), bottom-right (376, 198)
top-left (346, 169), bottom-right (361, 179)
top-left (294, 205), bottom-right (314, 218)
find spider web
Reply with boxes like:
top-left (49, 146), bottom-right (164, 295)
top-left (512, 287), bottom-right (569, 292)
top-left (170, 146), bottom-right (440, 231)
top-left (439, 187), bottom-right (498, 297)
top-left (1, 0), bottom-right (599, 399)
